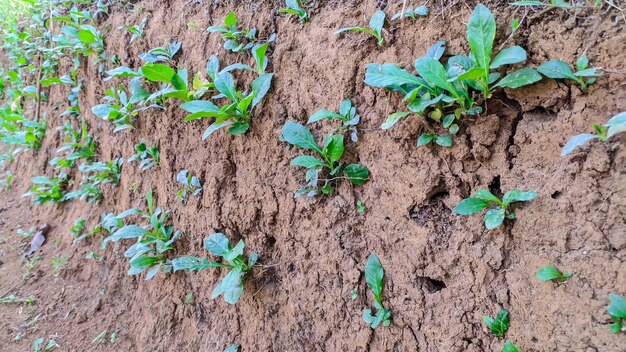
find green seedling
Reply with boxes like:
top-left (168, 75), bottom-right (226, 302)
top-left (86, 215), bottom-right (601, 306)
top-left (536, 265), bottom-right (572, 283)
top-left (120, 17), bottom-right (147, 43)
top-left (176, 169), bottom-right (202, 204)
top-left (0, 171), bottom-right (13, 191)
top-left (52, 7), bottom-right (105, 58)
top-left (607, 293), bottom-right (626, 333)
top-left (502, 340), bottom-right (520, 352)
top-left (391, 5), bottom-right (428, 20)
top-left (207, 12), bottom-right (259, 52)
top-left (172, 233), bottom-right (259, 304)
top-left (362, 254), bottom-right (392, 328)
top-left (281, 121), bottom-right (370, 197)
top-left (336, 10), bottom-right (386, 46)
top-left (50, 121), bottom-right (96, 169)
top-left (454, 189), bottom-right (537, 229)
top-left (51, 255), bottom-right (68, 276)
top-left (23, 255), bottom-right (43, 279)
top-left (128, 140), bottom-right (159, 170)
top-left (65, 182), bottom-right (103, 203)
top-left (138, 41), bottom-right (182, 65)
top-left (1, 107), bottom-right (47, 152)
top-left (17, 227), bottom-right (35, 238)
top-left (537, 55), bottom-right (603, 90)
top-left (0, 295), bottom-right (34, 304)
top-left (102, 189), bottom-right (181, 280)
top-left (356, 200), bottom-right (366, 214)
top-left (33, 337), bottom-right (58, 352)
top-left (351, 288), bottom-right (358, 300)
top-left (79, 158), bottom-right (123, 186)
top-left (70, 218), bottom-right (87, 241)
top-left (511, 0), bottom-right (582, 9)
top-left (224, 344), bottom-right (240, 352)
top-left (184, 293), bottom-right (194, 305)
top-left (24, 174), bottom-right (69, 204)
top-left (279, 0), bottom-right (309, 23)
top-left (307, 99), bottom-right (361, 142)
top-left (483, 309), bottom-right (510, 337)
top-left (561, 112), bottom-right (626, 156)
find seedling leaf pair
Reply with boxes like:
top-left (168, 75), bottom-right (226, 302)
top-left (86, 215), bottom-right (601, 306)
top-left (307, 99), bottom-right (360, 142)
top-left (454, 189), bottom-right (537, 229)
top-left (362, 254), bottom-right (391, 328)
top-left (537, 55), bottom-right (602, 90)
top-left (279, 0), bottom-right (309, 23)
top-left (536, 265), bottom-right (572, 283)
top-left (392, 6), bottom-right (428, 20)
top-left (483, 309), bottom-right (510, 337)
top-left (607, 293), bottom-right (626, 333)
top-left (561, 112), bottom-right (626, 156)
top-left (176, 170), bottom-right (202, 204)
top-left (336, 10), bottom-right (386, 46)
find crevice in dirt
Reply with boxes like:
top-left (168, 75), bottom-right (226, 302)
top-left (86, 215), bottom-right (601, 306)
top-left (418, 276), bottom-right (446, 293)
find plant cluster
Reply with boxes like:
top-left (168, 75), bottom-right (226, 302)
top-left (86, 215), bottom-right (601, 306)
top-left (128, 140), bottom-right (159, 170)
top-left (392, 5), bottom-right (428, 20)
top-left (208, 12), bottom-right (275, 53)
top-left (454, 189), bottom-right (537, 229)
top-left (176, 169), bottom-right (202, 204)
top-left (307, 98), bottom-right (361, 142)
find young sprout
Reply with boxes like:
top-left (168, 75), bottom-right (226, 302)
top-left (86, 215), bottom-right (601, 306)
top-left (502, 340), bottom-right (520, 352)
top-left (207, 12), bottom-right (259, 52)
top-left (607, 293), bottom-right (626, 333)
top-left (128, 140), bottom-right (160, 170)
top-left (537, 54), bottom-right (603, 90)
top-left (119, 17), bottom-right (147, 43)
top-left (561, 112), bottom-right (626, 156)
top-left (536, 265), bottom-right (573, 283)
top-left (483, 309), bottom-right (510, 337)
top-left (307, 98), bottom-right (361, 142)
top-left (176, 170), bottom-right (202, 204)
top-left (362, 254), bottom-right (391, 328)
top-left (336, 10), bottom-right (386, 46)
top-left (454, 189), bottom-right (537, 229)
top-left (391, 5), bottom-right (428, 20)
top-left (279, 0), bottom-right (309, 23)
top-left (356, 200), bottom-right (366, 214)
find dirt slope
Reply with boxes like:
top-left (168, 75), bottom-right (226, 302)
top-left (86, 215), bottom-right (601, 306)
top-left (0, 0), bottom-right (625, 351)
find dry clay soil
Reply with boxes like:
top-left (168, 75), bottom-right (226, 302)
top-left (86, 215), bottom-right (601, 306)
top-left (1, 1), bottom-right (625, 351)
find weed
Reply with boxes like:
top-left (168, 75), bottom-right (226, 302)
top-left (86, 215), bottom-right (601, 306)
top-left (483, 309), bottom-right (510, 337)
top-left (502, 340), bottom-right (520, 352)
top-left (172, 233), bottom-right (259, 304)
top-left (307, 99), bottom-right (360, 142)
top-left (336, 10), bottom-right (385, 46)
top-left (454, 189), bottom-right (537, 229)
top-left (279, 0), bottom-right (309, 23)
top-left (176, 170), bottom-right (202, 204)
top-left (128, 140), bottom-right (159, 170)
top-left (392, 5), bottom-right (428, 20)
top-left (537, 55), bottom-right (602, 90)
top-left (281, 121), bottom-right (369, 197)
top-left (51, 255), bottom-right (68, 276)
top-left (511, 0), bottom-right (585, 9)
top-left (561, 112), bottom-right (625, 156)
top-left (536, 265), bottom-right (572, 283)
top-left (607, 293), bottom-right (626, 333)
top-left (362, 254), bottom-right (391, 328)
top-left (120, 17), bottom-right (147, 43)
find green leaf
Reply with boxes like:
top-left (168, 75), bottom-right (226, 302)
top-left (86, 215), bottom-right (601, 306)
top-left (467, 4), bottom-right (496, 70)
top-left (181, 100), bottom-right (220, 114)
top-left (344, 164), bottom-right (369, 185)
top-left (202, 121), bottom-right (233, 139)
top-left (211, 269), bottom-right (245, 304)
top-left (214, 72), bottom-right (238, 102)
top-left (536, 265), bottom-right (569, 282)
top-left (484, 207), bottom-right (505, 229)
top-left (502, 340), bottom-right (520, 352)
top-left (474, 189), bottom-right (501, 203)
top-left (381, 112), bottom-right (410, 129)
top-left (365, 254), bottom-right (384, 299)
top-left (105, 66), bottom-right (140, 80)
top-left (78, 28), bottom-right (96, 43)
top-left (228, 122), bottom-right (249, 135)
top-left (537, 60), bottom-right (577, 80)
top-left (490, 46), bottom-right (527, 69)
top-left (417, 134), bottom-right (435, 146)
top-left (608, 294), bottom-right (626, 319)
top-left (415, 57), bottom-right (456, 93)
top-left (308, 110), bottom-right (343, 124)
top-left (606, 112), bottom-right (626, 138)
top-left (576, 54), bottom-right (589, 71)
top-left (369, 10), bottom-right (386, 35)
top-left (130, 256), bottom-right (160, 269)
top-left (282, 121), bottom-right (323, 155)
top-left (172, 256), bottom-right (214, 271)
top-left (364, 63), bottom-right (423, 89)
top-left (104, 225), bottom-right (147, 243)
top-left (92, 104), bottom-right (114, 119)
top-left (204, 233), bottom-right (231, 256)
top-left (250, 73), bottom-right (273, 109)
top-left (224, 344), bottom-right (240, 352)
top-left (326, 135), bottom-right (345, 163)
top-left (140, 64), bottom-right (176, 83)
top-left (483, 309), bottom-right (510, 337)
top-left (454, 198), bottom-right (489, 215)
top-left (494, 68), bottom-right (542, 88)
top-left (224, 12), bottom-right (237, 27)
top-left (561, 133), bottom-right (598, 156)
top-left (502, 190), bottom-right (537, 205)
top-left (435, 134), bottom-right (452, 147)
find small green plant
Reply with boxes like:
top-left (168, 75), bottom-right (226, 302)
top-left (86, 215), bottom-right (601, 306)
top-left (138, 41), bottom-right (182, 64)
top-left (172, 233), bottom-right (259, 304)
top-left (362, 254), bottom-right (391, 328)
top-left (511, 0), bottom-right (584, 9)
top-left (454, 189), bottom-right (537, 229)
top-left (176, 170), bottom-right (202, 204)
top-left (356, 200), bottom-right (366, 214)
top-left (33, 337), bottom-right (58, 352)
top-left (336, 10), bottom-right (386, 46)
top-left (0, 171), bottom-right (13, 191)
top-left (92, 78), bottom-right (158, 132)
top-left (561, 112), bottom-right (625, 156)
top-left (483, 309), bottom-right (510, 337)
top-left (607, 293), bottom-right (626, 333)
top-left (184, 293), bottom-right (194, 305)
top-left (307, 99), bottom-right (360, 142)
top-left (70, 217), bottom-right (88, 242)
top-left (391, 5), bottom-right (428, 20)
top-left (50, 121), bottom-right (96, 169)
top-left (502, 340), bottom-right (520, 352)
top-left (24, 174), bottom-right (69, 204)
top-left (224, 344), bottom-right (240, 352)
top-left (279, 0), bottom-right (309, 23)
top-left (536, 265), bottom-right (573, 283)
top-left (102, 189), bottom-right (182, 279)
top-left (17, 227), bottom-right (35, 238)
top-left (79, 158), bottom-right (123, 186)
top-left (537, 55), bottom-right (602, 90)
top-left (281, 121), bottom-right (370, 197)
top-left (0, 295), bottom-right (34, 304)
top-left (207, 12), bottom-right (259, 52)
top-left (120, 17), bottom-right (147, 43)
top-left (51, 255), bottom-right (68, 276)
top-left (128, 140), bottom-right (159, 170)
top-left (351, 287), bottom-right (358, 300)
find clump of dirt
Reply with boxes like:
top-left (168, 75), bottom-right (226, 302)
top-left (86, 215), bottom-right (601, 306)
top-left (0, 1), bottom-right (625, 351)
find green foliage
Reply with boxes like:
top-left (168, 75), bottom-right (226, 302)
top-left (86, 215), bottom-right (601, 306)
top-left (102, 189), bottom-right (182, 280)
top-left (536, 265), bottom-right (573, 283)
top-left (0, 171), bottom-right (13, 191)
top-left (392, 5), bottom-right (428, 20)
top-left (172, 233), bottom-right (259, 304)
top-left (49, 120), bottom-right (96, 169)
top-left (24, 174), bottom-right (69, 204)
top-left (561, 112), bottom-right (626, 156)
top-left (607, 293), bottom-right (626, 333)
top-left (120, 17), bottom-right (147, 43)
top-left (336, 10), bottom-right (386, 46)
top-left (356, 200), bottom-right (366, 214)
top-left (483, 309), bottom-right (510, 337)
top-left (224, 343), bottom-right (240, 352)
top-left (454, 189), bottom-right (537, 229)
top-left (128, 140), bottom-right (159, 170)
top-left (537, 55), bottom-right (602, 90)
top-left (362, 254), bottom-right (391, 328)
top-left (79, 158), bottom-right (123, 187)
top-left (51, 6), bottom-right (105, 61)
top-left (92, 78), bottom-right (158, 132)
top-left (502, 340), bottom-right (520, 352)
top-left (176, 169), bottom-right (202, 204)
top-left (281, 121), bottom-right (370, 197)
top-left (138, 41), bottom-right (181, 65)
top-left (51, 254), bottom-right (68, 276)
top-left (279, 0), bottom-right (309, 23)
top-left (0, 107), bottom-right (47, 153)
top-left (33, 337), bottom-right (58, 352)
top-left (307, 98), bottom-right (360, 142)
top-left (511, 0), bottom-right (584, 9)
top-left (207, 12), bottom-right (265, 52)
top-left (70, 217), bottom-right (87, 241)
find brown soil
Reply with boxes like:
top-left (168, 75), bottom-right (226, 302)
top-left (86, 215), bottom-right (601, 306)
top-left (1, 1), bottom-right (625, 351)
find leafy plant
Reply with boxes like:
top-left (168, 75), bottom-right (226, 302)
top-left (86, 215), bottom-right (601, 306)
top-left (176, 169), bottom-right (202, 204)
top-left (0, 171), bottom-right (13, 191)
top-left (120, 17), bottom-right (147, 43)
top-left (391, 5), bottom-right (428, 20)
top-left (172, 233), bottom-right (259, 304)
top-left (51, 255), bottom-right (68, 276)
top-left (128, 140), bottom-right (159, 170)
top-left (24, 174), bottom-right (69, 204)
top-left (307, 99), bottom-right (361, 142)
top-left (281, 121), bottom-right (370, 197)
top-left (79, 158), bottom-right (123, 186)
top-left (279, 0), bottom-right (309, 23)
top-left (356, 200), bottom-right (366, 214)
top-left (537, 55), bottom-right (602, 90)
top-left (502, 340), bottom-right (520, 352)
top-left (92, 78), bottom-right (158, 132)
top-left (336, 10), bottom-right (386, 46)
top-left (70, 217), bottom-right (87, 241)
top-left (453, 189), bottom-right (537, 229)
top-left (138, 41), bottom-right (182, 65)
top-left (33, 337), bottom-right (58, 352)
top-left (50, 120), bottom-right (96, 169)
top-left (561, 112), bottom-right (625, 156)
top-left (207, 12), bottom-right (259, 52)
top-left (51, 7), bottom-right (105, 60)
top-left (102, 189), bottom-right (182, 280)
top-left (483, 309), bottom-right (510, 337)
top-left (362, 254), bottom-right (391, 328)
top-left (536, 265), bottom-right (572, 283)
top-left (607, 293), bottom-right (626, 333)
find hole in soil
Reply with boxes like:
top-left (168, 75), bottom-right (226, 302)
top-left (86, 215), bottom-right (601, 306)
top-left (409, 189), bottom-right (452, 245)
top-left (266, 236), bottom-right (277, 247)
top-left (551, 191), bottom-right (562, 199)
top-left (489, 175), bottom-right (502, 198)
top-left (419, 277), bottom-right (446, 293)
